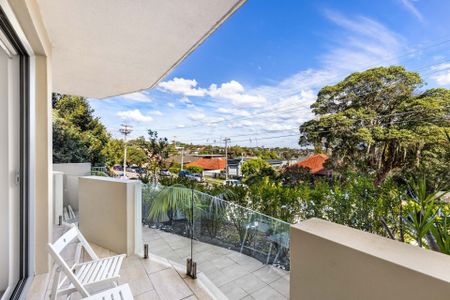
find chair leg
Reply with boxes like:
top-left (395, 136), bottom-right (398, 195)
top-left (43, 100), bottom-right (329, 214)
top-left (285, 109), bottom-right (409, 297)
top-left (50, 267), bottom-right (61, 300)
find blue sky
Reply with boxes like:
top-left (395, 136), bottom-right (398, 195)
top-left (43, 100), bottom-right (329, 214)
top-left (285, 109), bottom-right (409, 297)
top-left (89, 0), bottom-right (450, 148)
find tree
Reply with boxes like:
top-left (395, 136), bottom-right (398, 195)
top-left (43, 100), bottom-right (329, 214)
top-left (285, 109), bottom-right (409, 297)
top-left (241, 158), bottom-right (273, 178)
top-left (102, 139), bottom-right (147, 167)
top-left (280, 165), bottom-right (312, 186)
top-left (52, 94), bottom-right (110, 165)
top-left (299, 66), bottom-right (450, 186)
top-left (186, 166), bottom-right (203, 174)
top-left (53, 112), bottom-right (90, 163)
top-left (135, 130), bottom-right (172, 183)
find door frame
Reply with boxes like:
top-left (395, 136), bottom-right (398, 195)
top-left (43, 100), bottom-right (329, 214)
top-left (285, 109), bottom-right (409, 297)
top-left (0, 6), bottom-right (30, 300)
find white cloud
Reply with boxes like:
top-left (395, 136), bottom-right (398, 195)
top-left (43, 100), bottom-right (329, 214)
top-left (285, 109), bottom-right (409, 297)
top-left (227, 120), bottom-right (255, 128)
top-left (208, 81), bottom-right (267, 107)
top-left (263, 123), bottom-right (297, 133)
top-left (149, 110), bottom-right (163, 116)
top-left (122, 92), bottom-right (152, 102)
top-left (158, 78), bottom-right (207, 96)
top-left (399, 0), bottom-right (424, 23)
top-left (167, 102), bottom-right (175, 108)
top-left (433, 72), bottom-right (450, 85)
top-left (136, 12), bottom-right (405, 147)
top-left (251, 12), bottom-right (403, 104)
top-left (322, 11), bottom-right (403, 72)
top-left (188, 112), bottom-right (206, 121)
top-left (179, 97), bottom-right (192, 104)
top-left (430, 63), bottom-right (450, 85)
top-left (187, 111), bottom-right (226, 127)
top-left (216, 107), bottom-right (250, 117)
top-left (117, 109), bottom-right (153, 122)
top-left (159, 78), bottom-right (267, 108)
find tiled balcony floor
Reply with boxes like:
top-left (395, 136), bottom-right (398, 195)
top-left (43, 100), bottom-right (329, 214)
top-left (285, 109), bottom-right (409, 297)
top-left (143, 227), bottom-right (290, 300)
top-left (26, 226), bottom-right (223, 300)
top-left (27, 225), bottom-right (289, 300)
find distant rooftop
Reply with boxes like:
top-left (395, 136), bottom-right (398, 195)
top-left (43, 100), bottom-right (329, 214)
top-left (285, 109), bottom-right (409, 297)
top-left (295, 154), bottom-right (329, 174)
top-left (186, 157), bottom-right (226, 170)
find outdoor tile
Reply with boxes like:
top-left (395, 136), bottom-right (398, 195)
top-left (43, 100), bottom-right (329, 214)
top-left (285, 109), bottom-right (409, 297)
top-left (269, 276), bottom-right (290, 298)
top-left (135, 290), bottom-right (160, 300)
top-left (219, 281), bottom-right (248, 300)
top-left (183, 277), bottom-right (214, 300)
top-left (150, 268), bottom-right (193, 300)
top-left (252, 266), bottom-right (283, 284)
top-left (143, 232), bottom-right (162, 242)
top-left (209, 256), bottom-right (237, 269)
top-left (148, 237), bottom-right (174, 249)
top-left (168, 239), bottom-right (191, 250)
top-left (119, 263), bottom-right (154, 296)
top-left (142, 257), bottom-right (171, 274)
top-left (170, 260), bottom-right (189, 279)
top-left (232, 273), bottom-right (266, 294)
top-left (174, 247), bottom-right (192, 258)
top-left (150, 245), bottom-right (176, 256)
top-left (250, 285), bottom-right (286, 300)
top-left (193, 251), bottom-right (222, 264)
top-left (26, 273), bottom-right (50, 300)
top-left (198, 262), bottom-right (220, 275)
top-left (122, 255), bottom-right (143, 270)
top-left (229, 253), bottom-right (265, 272)
top-left (207, 264), bottom-right (249, 287)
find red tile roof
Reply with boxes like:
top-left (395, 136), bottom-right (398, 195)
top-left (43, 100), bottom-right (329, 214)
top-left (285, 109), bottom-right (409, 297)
top-left (296, 154), bottom-right (329, 174)
top-left (186, 157), bottom-right (226, 171)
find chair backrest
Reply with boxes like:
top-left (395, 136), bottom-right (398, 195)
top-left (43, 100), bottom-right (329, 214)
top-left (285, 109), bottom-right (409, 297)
top-left (48, 225), bottom-right (99, 297)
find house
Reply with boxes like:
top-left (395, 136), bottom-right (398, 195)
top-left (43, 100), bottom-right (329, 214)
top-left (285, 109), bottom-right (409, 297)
top-left (186, 156), bottom-right (226, 177)
top-left (265, 159), bottom-right (285, 169)
top-left (295, 153), bottom-right (332, 176)
top-left (227, 157), bottom-right (250, 177)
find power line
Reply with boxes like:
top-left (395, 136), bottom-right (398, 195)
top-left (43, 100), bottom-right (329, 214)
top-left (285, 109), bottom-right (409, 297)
top-left (107, 38), bottom-right (450, 147)
top-left (145, 56), bottom-right (450, 133)
top-left (110, 55), bottom-right (450, 137)
top-left (179, 111), bottom-right (449, 145)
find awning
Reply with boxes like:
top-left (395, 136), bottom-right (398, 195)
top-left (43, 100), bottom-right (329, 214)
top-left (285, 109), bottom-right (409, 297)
top-left (37, 0), bottom-right (245, 98)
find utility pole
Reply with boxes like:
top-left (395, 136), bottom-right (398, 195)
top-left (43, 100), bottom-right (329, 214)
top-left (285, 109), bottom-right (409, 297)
top-left (224, 137), bottom-right (231, 180)
top-left (179, 147), bottom-right (184, 171)
top-left (174, 136), bottom-right (184, 171)
top-left (119, 124), bottom-right (133, 178)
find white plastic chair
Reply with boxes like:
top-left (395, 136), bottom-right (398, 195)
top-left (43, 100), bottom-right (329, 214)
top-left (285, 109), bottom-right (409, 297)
top-left (48, 225), bottom-right (126, 299)
top-left (82, 284), bottom-right (133, 300)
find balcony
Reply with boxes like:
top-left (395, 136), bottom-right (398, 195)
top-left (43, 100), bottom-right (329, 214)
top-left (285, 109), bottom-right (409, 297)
top-left (29, 173), bottom-right (291, 299)
top-left (27, 226), bottom-right (221, 300)
top-left (141, 183), bottom-right (290, 299)
top-left (28, 172), bottom-right (450, 300)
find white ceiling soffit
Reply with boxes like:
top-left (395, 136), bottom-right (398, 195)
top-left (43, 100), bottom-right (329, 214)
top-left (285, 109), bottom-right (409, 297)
top-left (36, 0), bottom-right (246, 98)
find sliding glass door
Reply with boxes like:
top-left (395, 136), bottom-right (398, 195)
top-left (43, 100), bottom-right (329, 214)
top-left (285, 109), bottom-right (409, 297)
top-left (0, 6), bottom-right (29, 299)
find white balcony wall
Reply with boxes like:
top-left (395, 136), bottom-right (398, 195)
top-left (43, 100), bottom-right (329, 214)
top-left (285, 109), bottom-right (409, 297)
top-left (53, 162), bottom-right (91, 211)
top-left (290, 218), bottom-right (450, 300)
top-left (79, 176), bottom-right (142, 256)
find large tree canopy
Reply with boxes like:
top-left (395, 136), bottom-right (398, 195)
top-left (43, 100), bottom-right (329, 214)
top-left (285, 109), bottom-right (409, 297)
top-left (53, 94), bottom-right (110, 165)
top-left (101, 139), bottom-right (147, 167)
top-left (241, 158), bottom-right (274, 179)
top-left (299, 66), bottom-right (450, 186)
